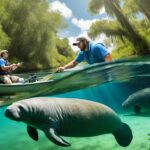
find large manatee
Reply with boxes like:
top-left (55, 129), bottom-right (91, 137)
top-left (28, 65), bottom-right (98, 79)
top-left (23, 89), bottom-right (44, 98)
top-left (5, 97), bottom-right (133, 147)
top-left (122, 88), bottom-right (150, 113)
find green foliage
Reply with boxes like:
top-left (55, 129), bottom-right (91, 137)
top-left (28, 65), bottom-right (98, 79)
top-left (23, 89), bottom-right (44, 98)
top-left (46, 37), bottom-right (74, 68)
top-left (111, 39), bottom-right (136, 58)
top-left (88, 0), bottom-right (121, 16)
top-left (123, 0), bottom-right (150, 20)
top-left (88, 0), bottom-right (150, 57)
top-left (0, 0), bottom-right (10, 49)
top-left (0, 25), bottom-right (10, 48)
top-left (88, 0), bottom-right (104, 14)
top-left (89, 20), bottom-right (127, 38)
top-left (56, 38), bottom-right (74, 58)
top-left (0, 0), bottom-right (74, 71)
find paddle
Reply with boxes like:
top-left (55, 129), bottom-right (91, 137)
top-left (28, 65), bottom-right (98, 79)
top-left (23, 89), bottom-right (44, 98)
top-left (11, 62), bottom-right (24, 71)
top-left (24, 68), bottom-right (63, 83)
top-left (37, 70), bottom-right (60, 82)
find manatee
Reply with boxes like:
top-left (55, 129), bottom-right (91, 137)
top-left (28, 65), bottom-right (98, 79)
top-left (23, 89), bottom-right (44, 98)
top-left (5, 97), bottom-right (133, 147)
top-left (122, 88), bottom-right (150, 113)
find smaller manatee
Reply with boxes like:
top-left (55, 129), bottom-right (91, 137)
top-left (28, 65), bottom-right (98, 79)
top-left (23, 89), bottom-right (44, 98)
top-left (122, 88), bottom-right (150, 113)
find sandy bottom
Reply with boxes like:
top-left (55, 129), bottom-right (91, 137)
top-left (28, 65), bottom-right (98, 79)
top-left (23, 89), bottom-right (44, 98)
top-left (0, 109), bottom-right (150, 150)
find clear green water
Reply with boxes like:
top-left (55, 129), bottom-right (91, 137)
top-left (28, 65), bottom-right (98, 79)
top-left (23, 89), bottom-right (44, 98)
top-left (0, 58), bottom-right (150, 150)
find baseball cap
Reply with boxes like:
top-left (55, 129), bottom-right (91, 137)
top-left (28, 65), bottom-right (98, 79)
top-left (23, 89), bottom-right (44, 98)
top-left (73, 37), bottom-right (89, 46)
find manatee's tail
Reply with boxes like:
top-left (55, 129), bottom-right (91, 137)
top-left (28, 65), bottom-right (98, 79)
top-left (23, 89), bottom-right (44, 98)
top-left (113, 123), bottom-right (133, 147)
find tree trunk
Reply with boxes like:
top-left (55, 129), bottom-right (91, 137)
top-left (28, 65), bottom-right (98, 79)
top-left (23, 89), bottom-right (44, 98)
top-left (107, 1), bottom-right (150, 55)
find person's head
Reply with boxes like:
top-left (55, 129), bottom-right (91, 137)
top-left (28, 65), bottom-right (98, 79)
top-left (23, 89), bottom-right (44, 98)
top-left (73, 37), bottom-right (89, 50)
top-left (0, 50), bottom-right (9, 59)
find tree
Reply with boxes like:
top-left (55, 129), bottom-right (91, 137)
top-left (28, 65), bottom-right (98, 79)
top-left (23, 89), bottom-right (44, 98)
top-left (88, 0), bottom-right (150, 55)
top-left (124, 0), bottom-right (150, 20)
top-left (89, 20), bottom-right (127, 42)
top-left (0, 0), bottom-right (10, 49)
top-left (56, 38), bottom-right (74, 58)
top-left (0, 25), bottom-right (10, 48)
top-left (0, 0), bottom-right (74, 71)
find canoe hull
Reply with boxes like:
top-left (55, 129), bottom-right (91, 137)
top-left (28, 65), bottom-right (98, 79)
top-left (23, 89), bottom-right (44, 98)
top-left (0, 81), bottom-right (53, 95)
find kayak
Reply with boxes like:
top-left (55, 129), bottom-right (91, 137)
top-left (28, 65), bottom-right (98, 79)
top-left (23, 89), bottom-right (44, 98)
top-left (0, 65), bottom-right (85, 96)
top-left (0, 70), bottom-right (71, 95)
top-left (0, 58), bottom-right (149, 107)
top-left (0, 80), bottom-right (54, 95)
top-left (0, 70), bottom-right (75, 107)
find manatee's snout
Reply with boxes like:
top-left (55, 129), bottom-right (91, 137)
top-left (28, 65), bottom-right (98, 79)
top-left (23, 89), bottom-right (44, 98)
top-left (122, 102), bottom-right (127, 108)
top-left (122, 100), bottom-right (129, 108)
top-left (5, 106), bottom-right (21, 121)
top-left (122, 98), bottom-right (130, 108)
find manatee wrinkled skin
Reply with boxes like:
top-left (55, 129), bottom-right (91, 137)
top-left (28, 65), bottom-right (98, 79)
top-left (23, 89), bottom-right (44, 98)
top-left (5, 97), bottom-right (133, 147)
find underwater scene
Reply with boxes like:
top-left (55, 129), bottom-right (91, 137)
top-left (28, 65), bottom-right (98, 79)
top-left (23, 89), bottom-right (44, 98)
top-left (0, 58), bottom-right (150, 150)
top-left (0, 0), bottom-right (150, 149)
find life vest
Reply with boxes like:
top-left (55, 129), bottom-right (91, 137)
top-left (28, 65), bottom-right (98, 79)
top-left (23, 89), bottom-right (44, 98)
top-left (0, 58), bottom-right (10, 75)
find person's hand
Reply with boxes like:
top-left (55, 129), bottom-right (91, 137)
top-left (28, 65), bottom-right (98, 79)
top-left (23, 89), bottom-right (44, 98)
top-left (57, 66), bottom-right (65, 72)
top-left (17, 62), bottom-right (23, 67)
top-left (10, 64), bottom-right (17, 68)
top-left (10, 64), bottom-right (18, 70)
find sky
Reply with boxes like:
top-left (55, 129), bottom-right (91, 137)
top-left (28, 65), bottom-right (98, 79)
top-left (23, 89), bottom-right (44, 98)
top-left (48, 0), bottom-right (112, 52)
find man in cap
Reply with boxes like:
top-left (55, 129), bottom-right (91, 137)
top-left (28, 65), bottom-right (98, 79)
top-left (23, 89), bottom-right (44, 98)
top-left (0, 50), bottom-right (24, 84)
top-left (57, 37), bottom-right (112, 72)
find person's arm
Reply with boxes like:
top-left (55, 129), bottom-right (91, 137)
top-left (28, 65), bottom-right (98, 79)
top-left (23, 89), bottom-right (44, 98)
top-left (1, 65), bottom-right (11, 71)
top-left (104, 54), bottom-right (112, 62)
top-left (57, 60), bottom-right (78, 72)
top-left (11, 62), bottom-right (23, 71)
top-left (95, 44), bottom-right (112, 62)
top-left (57, 51), bottom-right (84, 72)
top-left (1, 64), bottom-right (18, 71)
top-left (0, 60), bottom-right (14, 71)
top-left (64, 60), bottom-right (78, 69)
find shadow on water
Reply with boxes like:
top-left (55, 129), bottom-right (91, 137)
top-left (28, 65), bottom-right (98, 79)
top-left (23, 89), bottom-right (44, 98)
top-left (124, 111), bottom-right (150, 117)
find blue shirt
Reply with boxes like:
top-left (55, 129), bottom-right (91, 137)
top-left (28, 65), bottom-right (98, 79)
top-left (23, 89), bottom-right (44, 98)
top-left (75, 42), bottom-right (109, 64)
top-left (0, 58), bottom-right (8, 75)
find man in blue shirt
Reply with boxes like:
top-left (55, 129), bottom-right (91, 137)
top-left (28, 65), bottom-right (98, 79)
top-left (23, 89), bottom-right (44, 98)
top-left (57, 37), bottom-right (112, 72)
top-left (0, 50), bottom-right (24, 84)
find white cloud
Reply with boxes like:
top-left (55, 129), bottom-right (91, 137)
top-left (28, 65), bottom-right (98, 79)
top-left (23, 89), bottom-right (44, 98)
top-left (92, 34), bottom-right (107, 43)
top-left (71, 12), bottom-right (113, 32)
top-left (51, 4), bottom-right (113, 52)
top-left (68, 36), bottom-right (79, 52)
top-left (98, 7), bottom-right (115, 21)
top-left (72, 18), bottom-right (98, 32)
top-left (99, 7), bottom-right (106, 15)
top-left (69, 17), bottom-right (112, 52)
top-left (91, 34), bottom-right (113, 52)
top-left (49, 1), bottom-right (73, 19)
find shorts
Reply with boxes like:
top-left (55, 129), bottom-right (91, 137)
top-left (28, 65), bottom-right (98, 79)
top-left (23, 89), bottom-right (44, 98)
top-left (0, 75), bottom-right (19, 84)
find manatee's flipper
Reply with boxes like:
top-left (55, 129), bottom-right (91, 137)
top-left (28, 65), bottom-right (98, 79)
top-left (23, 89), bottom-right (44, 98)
top-left (134, 105), bottom-right (141, 113)
top-left (113, 123), bottom-right (133, 147)
top-left (44, 128), bottom-right (71, 147)
top-left (27, 125), bottom-right (38, 141)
